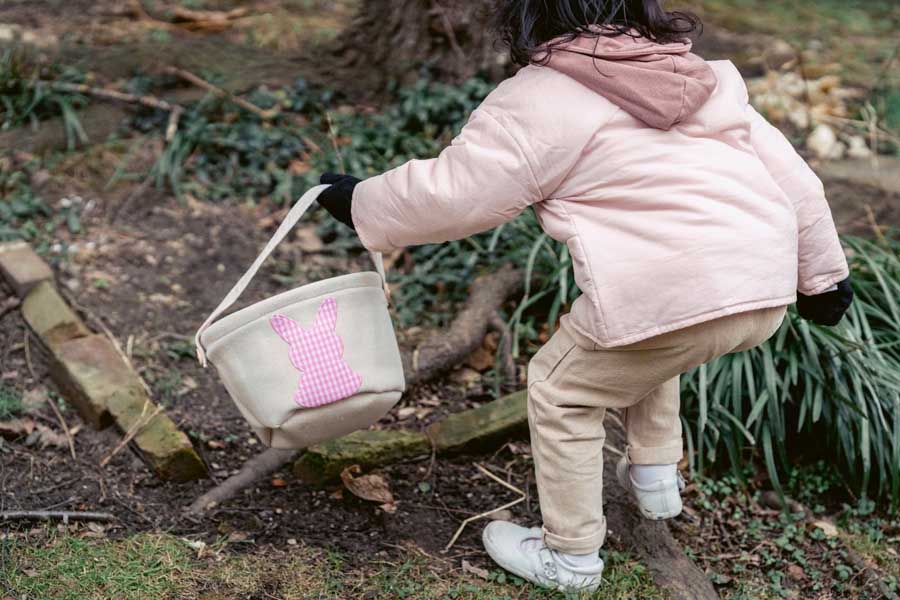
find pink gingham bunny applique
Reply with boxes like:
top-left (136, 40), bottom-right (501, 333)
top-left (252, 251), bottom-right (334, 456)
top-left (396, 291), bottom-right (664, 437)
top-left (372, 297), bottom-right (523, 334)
top-left (270, 297), bottom-right (362, 408)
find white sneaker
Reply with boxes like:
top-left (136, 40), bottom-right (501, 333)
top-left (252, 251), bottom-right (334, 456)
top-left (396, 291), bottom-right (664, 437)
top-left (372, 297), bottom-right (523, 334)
top-left (616, 456), bottom-right (684, 520)
top-left (482, 521), bottom-right (604, 593)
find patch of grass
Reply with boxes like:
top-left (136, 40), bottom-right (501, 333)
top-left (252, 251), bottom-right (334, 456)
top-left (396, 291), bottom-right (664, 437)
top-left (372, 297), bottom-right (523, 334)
top-left (0, 383), bottom-right (22, 419)
top-left (0, 532), bottom-right (661, 600)
top-left (2, 533), bottom-right (191, 600)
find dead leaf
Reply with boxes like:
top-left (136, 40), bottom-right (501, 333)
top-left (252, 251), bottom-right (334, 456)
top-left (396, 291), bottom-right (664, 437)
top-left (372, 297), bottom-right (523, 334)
top-left (419, 395), bottom-right (442, 407)
top-left (0, 418), bottom-right (36, 440)
top-left (294, 225), bottom-right (324, 253)
top-left (465, 346), bottom-right (495, 372)
top-left (288, 160), bottom-right (311, 175)
top-left (20, 388), bottom-right (48, 415)
top-left (813, 520), bottom-right (839, 538)
top-left (33, 424), bottom-right (68, 449)
top-left (397, 407), bottom-right (418, 420)
top-left (341, 465), bottom-right (396, 511)
top-left (227, 531), bottom-right (248, 543)
top-left (462, 559), bottom-right (490, 580)
top-left (451, 368), bottom-right (482, 388)
top-left (507, 442), bottom-right (531, 456)
top-left (396, 406), bottom-right (432, 421)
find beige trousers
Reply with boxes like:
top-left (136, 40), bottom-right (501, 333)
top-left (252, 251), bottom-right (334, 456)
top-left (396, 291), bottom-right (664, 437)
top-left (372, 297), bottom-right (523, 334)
top-left (527, 306), bottom-right (787, 554)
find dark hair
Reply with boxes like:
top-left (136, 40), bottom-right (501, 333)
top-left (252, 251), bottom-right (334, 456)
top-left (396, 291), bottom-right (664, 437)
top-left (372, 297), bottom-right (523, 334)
top-left (493, 0), bottom-right (703, 65)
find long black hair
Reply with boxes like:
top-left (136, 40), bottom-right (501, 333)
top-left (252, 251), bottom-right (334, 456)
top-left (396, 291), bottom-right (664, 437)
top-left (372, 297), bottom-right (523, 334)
top-left (493, 0), bottom-right (702, 65)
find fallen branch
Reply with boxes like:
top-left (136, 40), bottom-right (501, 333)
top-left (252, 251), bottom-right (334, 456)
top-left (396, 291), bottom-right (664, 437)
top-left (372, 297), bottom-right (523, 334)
top-left (188, 265), bottom-right (523, 514)
top-left (1, 511), bottom-right (114, 523)
top-left (37, 81), bottom-right (182, 115)
top-left (602, 422), bottom-right (719, 600)
top-left (130, 0), bottom-right (248, 32)
top-left (163, 67), bottom-right (279, 121)
top-left (188, 448), bottom-right (298, 513)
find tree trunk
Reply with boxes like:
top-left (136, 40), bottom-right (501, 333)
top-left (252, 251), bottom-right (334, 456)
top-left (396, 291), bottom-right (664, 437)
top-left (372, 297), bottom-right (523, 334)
top-left (331, 0), bottom-right (509, 94)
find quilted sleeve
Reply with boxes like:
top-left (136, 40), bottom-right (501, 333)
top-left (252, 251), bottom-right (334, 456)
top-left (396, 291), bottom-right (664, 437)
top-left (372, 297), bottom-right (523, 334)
top-left (747, 106), bottom-right (849, 294)
top-left (350, 106), bottom-right (543, 253)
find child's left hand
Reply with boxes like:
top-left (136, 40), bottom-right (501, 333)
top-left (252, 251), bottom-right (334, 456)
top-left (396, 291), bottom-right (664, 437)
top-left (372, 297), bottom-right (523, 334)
top-left (318, 173), bottom-right (360, 230)
top-left (796, 278), bottom-right (854, 326)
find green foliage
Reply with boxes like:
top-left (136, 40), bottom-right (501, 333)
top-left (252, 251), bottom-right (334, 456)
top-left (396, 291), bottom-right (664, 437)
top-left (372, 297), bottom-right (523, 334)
top-left (0, 164), bottom-right (50, 242)
top-left (0, 49), bottom-right (88, 149)
top-left (681, 235), bottom-right (900, 507)
top-left (143, 75), bottom-right (495, 206)
top-left (0, 383), bottom-right (22, 420)
top-left (692, 472), bottom-right (869, 599)
top-left (0, 160), bottom-right (84, 248)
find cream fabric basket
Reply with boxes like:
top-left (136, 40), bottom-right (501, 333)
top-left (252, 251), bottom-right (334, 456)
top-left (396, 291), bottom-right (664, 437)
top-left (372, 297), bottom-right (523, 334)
top-left (195, 185), bottom-right (405, 449)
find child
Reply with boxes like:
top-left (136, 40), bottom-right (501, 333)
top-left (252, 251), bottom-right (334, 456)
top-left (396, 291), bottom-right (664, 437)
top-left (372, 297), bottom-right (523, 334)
top-left (318, 0), bottom-right (853, 592)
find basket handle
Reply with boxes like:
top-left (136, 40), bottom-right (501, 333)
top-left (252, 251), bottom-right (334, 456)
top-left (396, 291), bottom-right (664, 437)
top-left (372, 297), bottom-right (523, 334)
top-left (194, 184), bottom-right (387, 367)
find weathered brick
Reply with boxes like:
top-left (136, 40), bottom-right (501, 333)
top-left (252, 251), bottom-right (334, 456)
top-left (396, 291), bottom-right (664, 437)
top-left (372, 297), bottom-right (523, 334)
top-left (22, 281), bottom-right (91, 350)
top-left (49, 334), bottom-right (136, 429)
top-left (294, 429), bottom-right (430, 485)
top-left (426, 390), bottom-right (528, 454)
top-left (0, 241), bottom-right (54, 298)
top-left (106, 392), bottom-right (207, 482)
top-left (50, 334), bottom-right (206, 481)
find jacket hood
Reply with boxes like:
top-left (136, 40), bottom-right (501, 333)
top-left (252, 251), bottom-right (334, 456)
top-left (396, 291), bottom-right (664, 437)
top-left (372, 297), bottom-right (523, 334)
top-left (542, 33), bottom-right (718, 129)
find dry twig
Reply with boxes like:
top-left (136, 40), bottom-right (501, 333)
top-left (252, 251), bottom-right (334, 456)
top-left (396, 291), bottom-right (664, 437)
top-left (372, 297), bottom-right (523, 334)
top-left (324, 111), bottom-right (346, 172)
top-left (38, 81), bottom-right (182, 114)
top-left (45, 395), bottom-right (77, 460)
top-left (444, 464), bottom-right (526, 552)
top-left (488, 312), bottom-right (517, 391)
top-left (0, 510), bottom-right (114, 523)
top-left (23, 330), bottom-right (36, 380)
top-left (100, 401), bottom-right (163, 467)
top-left (163, 67), bottom-right (279, 121)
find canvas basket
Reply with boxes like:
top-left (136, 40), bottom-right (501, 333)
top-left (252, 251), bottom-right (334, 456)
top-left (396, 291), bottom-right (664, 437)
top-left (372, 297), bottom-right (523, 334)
top-left (195, 185), bottom-right (405, 449)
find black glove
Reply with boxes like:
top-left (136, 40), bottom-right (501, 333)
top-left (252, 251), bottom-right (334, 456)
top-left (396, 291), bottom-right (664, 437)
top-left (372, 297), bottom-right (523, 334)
top-left (796, 278), bottom-right (854, 326)
top-left (318, 173), bottom-right (360, 230)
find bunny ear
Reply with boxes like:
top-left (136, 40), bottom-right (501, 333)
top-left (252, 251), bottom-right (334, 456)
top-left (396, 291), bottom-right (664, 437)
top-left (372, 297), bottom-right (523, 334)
top-left (270, 314), bottom-right (301, 342)
top-left (314, 297), bottom-right (338, 331)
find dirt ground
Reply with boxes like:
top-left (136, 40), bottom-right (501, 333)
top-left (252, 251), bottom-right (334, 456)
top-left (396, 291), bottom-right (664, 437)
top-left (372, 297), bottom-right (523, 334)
top-left (2, 1), bottom-right (900, 599)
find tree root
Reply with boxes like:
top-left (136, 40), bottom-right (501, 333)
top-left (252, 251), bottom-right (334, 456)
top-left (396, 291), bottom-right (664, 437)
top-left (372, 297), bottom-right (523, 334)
top-left (603, 420), bottom-right (720, 600)
top-left (402, 264), bottom-right (522, 386)
top-left (188, 448), bottom-right (299, 513)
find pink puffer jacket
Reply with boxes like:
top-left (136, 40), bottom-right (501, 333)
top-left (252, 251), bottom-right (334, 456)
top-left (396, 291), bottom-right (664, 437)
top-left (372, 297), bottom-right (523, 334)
top-left (352, 35), bottom-right (849, 348)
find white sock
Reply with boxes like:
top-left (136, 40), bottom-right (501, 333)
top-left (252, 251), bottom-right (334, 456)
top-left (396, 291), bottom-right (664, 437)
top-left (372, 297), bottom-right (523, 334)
top-left (630, 463), bottom-right (678, 486)
top-left (557, 550), bottom-right (601, 568)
